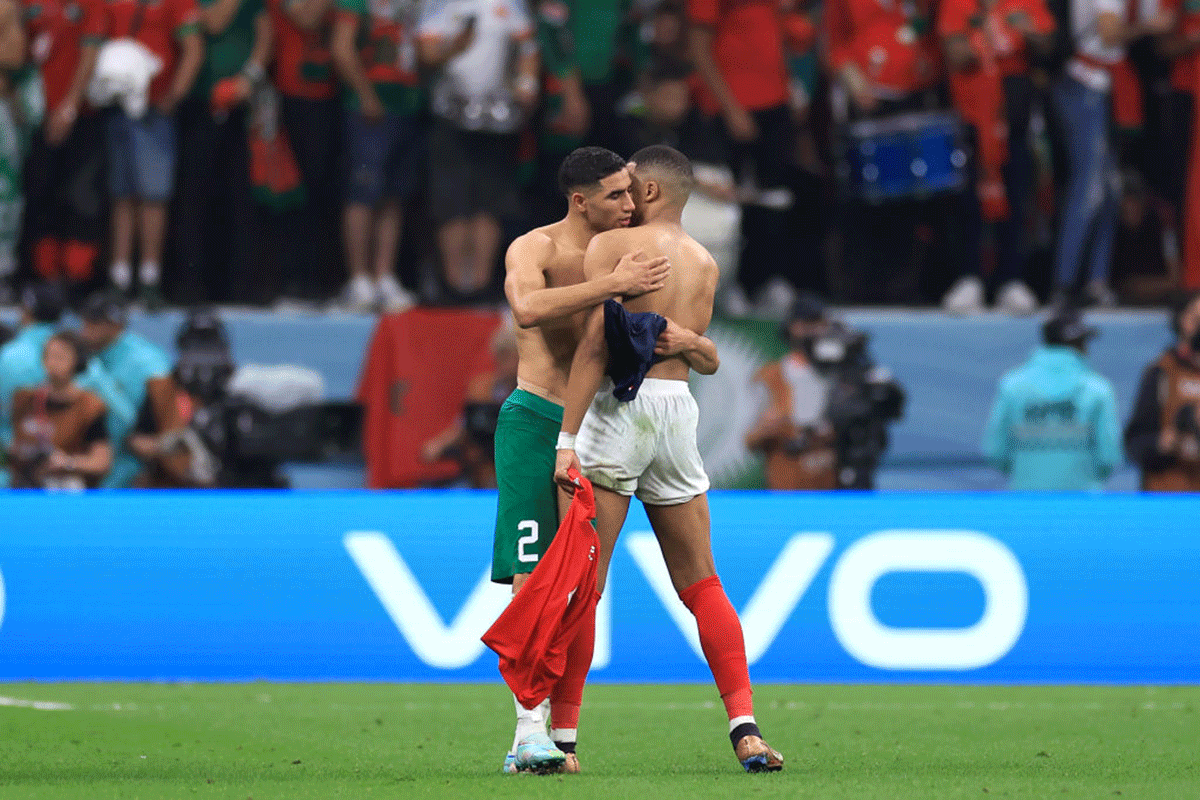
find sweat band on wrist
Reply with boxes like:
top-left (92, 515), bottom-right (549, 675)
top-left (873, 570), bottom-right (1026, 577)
top-left (556, 432), bottom-right (576, 450)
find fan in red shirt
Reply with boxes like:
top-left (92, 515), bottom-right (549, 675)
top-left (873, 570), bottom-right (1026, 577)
top-left (937, 0), bottom-right (1053, 313)
top-left (687, 0), bottom-right (814, 313)
top-left (266, 0), bottom-right (341, 304)
top-left (22, 0), bottom-right (108, 291)
top-left (825, 0), bottom-right (942, 113)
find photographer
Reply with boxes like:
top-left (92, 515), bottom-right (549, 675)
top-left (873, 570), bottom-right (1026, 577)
top-left (746, 294), bottom-right (905, 490)
top-left (1124, 290), bottom-right (1200, 492)
top-left (8, 331), bottom-right (112, 489)
top-left (420, 324), bottom-right (518, 488)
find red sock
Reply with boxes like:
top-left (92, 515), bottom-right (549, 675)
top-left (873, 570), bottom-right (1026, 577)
top-left (549, 595), bottom-right (596, 733)
top-left (33, 238), bottom-right (60, 280)
top-left (62, 241), bottom-right (98, 283)
top-left (679, 576), bottom-right (754, 720)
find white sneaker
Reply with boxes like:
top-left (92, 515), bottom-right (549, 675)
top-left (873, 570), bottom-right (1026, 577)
top-left (378, 274), bottom-right (417, 312)
top-left (720, 284), bottom-right (752, 318)
top-left (942, 275), bottom-right (985, 315)
top-left (345, 275), bottom-right (378, 313)
top-left (1083, 280), bottom-right (1117, 308)
top-left (995, 280), bottom-right (1038, 316)
top-left (756, 277), bottom-right (797, 318)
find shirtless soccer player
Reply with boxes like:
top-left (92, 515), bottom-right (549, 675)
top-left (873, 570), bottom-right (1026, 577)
top-left (494, 147), bottom-right (670, 774)
top-left (553, 145), bottom-right (784, 772)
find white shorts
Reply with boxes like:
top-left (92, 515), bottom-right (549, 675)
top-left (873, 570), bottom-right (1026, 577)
top-left (577, 378), bottom-right (710, 506)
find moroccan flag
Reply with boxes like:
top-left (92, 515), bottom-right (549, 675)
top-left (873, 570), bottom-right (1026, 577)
top-left (482, 470), bottom-right (600, 709)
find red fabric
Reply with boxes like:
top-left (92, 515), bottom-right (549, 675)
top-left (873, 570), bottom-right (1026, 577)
top-left (549, 601), bottom-right (595, 730)
top-left (686, 0), bottom-right (789, 111)
top-left (62, 240), bottom-right (96, 281)
top-left (335, 7), bottom-right (420, 87)
top-left (824, 0), bottom-right (941, 95)
top-left (939, 0), bottom-right (1010, 219)
top-left (33, 237), bottom-right (59, 280)
top-left (1167, 0), bottom-right (1200, 92)
top-left (938, 0), bottom-right (1055, 76)
top-left (1109, 58), bottom-right (1144, 130)
top-left (107, 0), bottom-right (200, 105)
top-left (24, 0), bottom-right (108, 110)
top-left (357, 307), bottom-right (502, 488)
top-left (482, 470), bottom-right (601, 710)
top-left (267, 0), bottom-right (336, 100)
top-left (678, 575), bottom-right (755, 721)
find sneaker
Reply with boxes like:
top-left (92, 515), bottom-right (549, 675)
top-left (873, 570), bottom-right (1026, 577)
top-left (514, 733), bottom-right (566, 774)
top-left (378, 273), bottom-right (417, 313)
top-left (1083, 280), bottom-right (1117, 308)
top-left (995, 280), bottom-right (1038, 316)
top-left (501, 753), bottom-right (520, 774)
top-left (734, 735), bottom-right (784, 773)
top-left (942, 275), bottom-right (985, 315)
top-left (756, 277), bottom-right (797, 318)
top-left (345, 275), bottom-right (378, 313)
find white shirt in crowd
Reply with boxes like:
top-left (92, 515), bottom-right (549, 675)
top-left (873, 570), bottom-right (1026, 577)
top-left (1070, 0), bottom-right (1160, 91)
top-left (418, 0), bottom-right (534, 133)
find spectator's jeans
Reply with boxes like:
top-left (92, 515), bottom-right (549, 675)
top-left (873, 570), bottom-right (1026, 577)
top-left (106, 108), bottom-right (176, 202)
top-left (1052, 74), bottom-right (1119, 290)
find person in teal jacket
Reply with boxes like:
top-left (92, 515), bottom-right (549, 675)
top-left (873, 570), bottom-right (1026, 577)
top-left (80, 291), bottom-right (175, 488)
top-left (1, 285), bottom-right (136, 488)
top-left (982, 308), bottom-right (1123, 491)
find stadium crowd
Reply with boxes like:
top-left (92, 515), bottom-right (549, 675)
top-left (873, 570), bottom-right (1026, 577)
top-left (0, 0), bottom-right (1197, 315)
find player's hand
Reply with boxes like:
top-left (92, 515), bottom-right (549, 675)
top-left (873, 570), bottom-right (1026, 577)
top-left (554, 448), bottom-right (582, 494)
top-left (654, 317), bottom-right (698, 357)
top-left (613, 249), bottom-right (670, 297)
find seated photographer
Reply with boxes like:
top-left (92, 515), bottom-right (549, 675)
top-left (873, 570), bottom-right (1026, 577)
top-left (747, 293), bottom-right (905, 490)
top-left (1124, 290), bottom-right (1200, 491)
top-left (420, 323), bottom-right (518, 488)
top-left (745, 293), bottom-right (838, 489)
top-left (8, 331), bottom-right (112, 490)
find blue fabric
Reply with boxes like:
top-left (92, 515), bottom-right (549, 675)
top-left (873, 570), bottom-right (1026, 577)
top-left (603, 299), bottom-right (666, 402)
top-left (982, 345), bottom-right (1123, 491)
top-left (1052, 75), bottom-right (1119, 289)
top-left (106, 109), bottom-right (178, 202)
top-left (0, 323), bottom-right (139, 488)
top-left (95, 331), bottom-right (173, 488)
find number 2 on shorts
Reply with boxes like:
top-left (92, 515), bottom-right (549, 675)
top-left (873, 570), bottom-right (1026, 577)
top-left (517, 520), bottom-right (539, 563)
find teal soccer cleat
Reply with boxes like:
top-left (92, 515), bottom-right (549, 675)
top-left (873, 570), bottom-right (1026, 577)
top-left (514, 733), bottom-right (566, 773)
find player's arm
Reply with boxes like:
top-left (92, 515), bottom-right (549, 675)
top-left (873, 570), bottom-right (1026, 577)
top-left (0, 0), bottom-right (26, 70)
top-left (505, 234), bottom-right (668, 328)
top-left (553, 303), bottom-right (608, 492)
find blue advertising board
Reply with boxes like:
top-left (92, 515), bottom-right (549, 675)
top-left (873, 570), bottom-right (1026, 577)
top-left (0, 491), bottom-right (1196, 683)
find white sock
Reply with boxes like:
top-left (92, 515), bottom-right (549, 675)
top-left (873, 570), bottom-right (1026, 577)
top-left (140, 261), bottom-right (160, 286)
top-left (510, 694), bottom-right (547, 754)
top-left (729, 714), bottom-right (757, 733)
top-left (111, 261), bottom-right (132, 290)
top-left (550, 728), bottom-right (576, 744)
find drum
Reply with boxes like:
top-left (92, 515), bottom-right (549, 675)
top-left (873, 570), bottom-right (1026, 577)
top-left (837, 111), bottom-right (969, 203)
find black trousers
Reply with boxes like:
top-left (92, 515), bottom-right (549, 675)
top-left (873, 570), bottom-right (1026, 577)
top-left (279, 94), bottom-right (342, 300)
top-left (22, 112), bottom-right (107, 248)
top-left (172, 98), bottom-right (257, 304)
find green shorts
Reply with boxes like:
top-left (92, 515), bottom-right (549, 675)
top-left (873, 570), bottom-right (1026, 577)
top-left (492, 388), bottom-right (563, 584)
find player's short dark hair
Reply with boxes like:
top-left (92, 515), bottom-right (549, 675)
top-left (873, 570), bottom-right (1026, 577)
top-left (557, 147), bottom-right (628, 196)
top-left (629, 144), bottom-right (695, 200)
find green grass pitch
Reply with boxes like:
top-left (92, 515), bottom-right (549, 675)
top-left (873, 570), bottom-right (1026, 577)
top-left (1, 683), bottom-right (1196, 799)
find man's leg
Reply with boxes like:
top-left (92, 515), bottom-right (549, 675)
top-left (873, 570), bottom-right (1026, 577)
top-left (644, 496), bottom-right (783, 772)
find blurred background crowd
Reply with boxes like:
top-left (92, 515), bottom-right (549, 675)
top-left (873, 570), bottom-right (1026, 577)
top-left (0, 0), bottom-right (1198, 314)
top-left (3, 0), bottom-right (1200, 493)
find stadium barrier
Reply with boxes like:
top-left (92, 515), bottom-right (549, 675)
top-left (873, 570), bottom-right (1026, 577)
top-left (1, 491), bottom-right (1195, 683)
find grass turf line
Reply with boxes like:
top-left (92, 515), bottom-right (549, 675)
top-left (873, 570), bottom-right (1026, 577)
top-left (0, 683), bottom-right (1196, 799)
